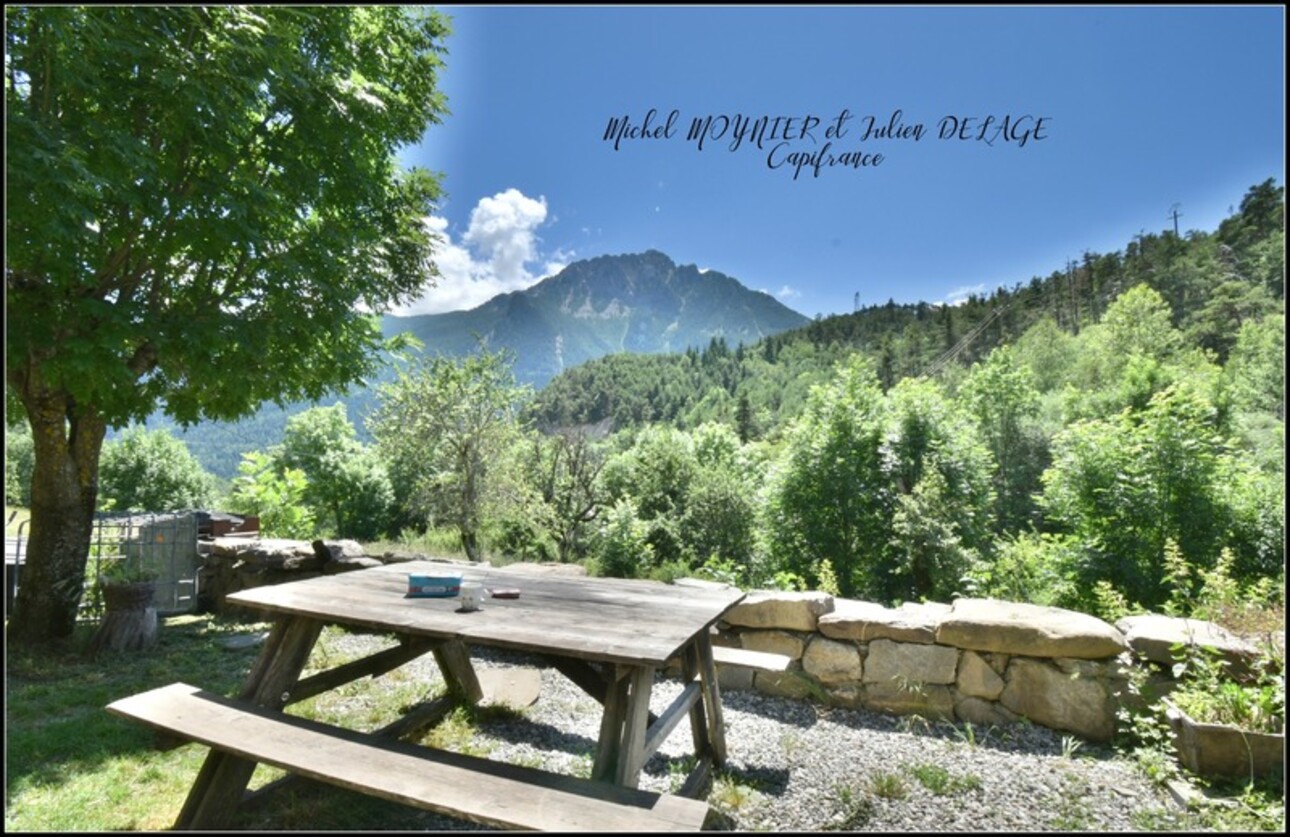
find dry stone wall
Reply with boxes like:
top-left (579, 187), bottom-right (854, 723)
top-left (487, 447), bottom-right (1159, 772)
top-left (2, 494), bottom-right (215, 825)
top-left (714, 591), bottom-right (1259, 743)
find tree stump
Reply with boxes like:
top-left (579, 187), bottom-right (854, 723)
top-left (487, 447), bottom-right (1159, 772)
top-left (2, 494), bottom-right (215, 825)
top-left (88, 581), bottom-right (159, 655)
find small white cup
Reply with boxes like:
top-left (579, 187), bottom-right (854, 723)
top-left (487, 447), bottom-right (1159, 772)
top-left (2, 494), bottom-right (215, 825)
top-left (460, 582), bottom-right (482, 612)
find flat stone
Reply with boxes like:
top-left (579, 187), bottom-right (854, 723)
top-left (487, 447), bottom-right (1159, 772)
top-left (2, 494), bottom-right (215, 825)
top-left (864, 681), bottom-right (955, 719)
top-left (219, 631), bottom-right (270, 651)
top-left (1114, 614), bottom-right (1260, 671)
top-left (818, 599), bottom-right (950, 644)
top-left (862, 639), bottom-right (959, 685)
top-left (957, 650), bottom-right (1005, 700)
top-left (1001, 658), bottom-right (1115, 741)
top-left (802, 637), bottom-right (862, 685)
top-left (323, 554), bottom-right (383, 574)
top-left (740, 629), bottom-right (806, 660)
top-left (936, 598), bottom-right (1127, 660)
top-left (723, 591), bottom-right (834, 632)
top-left (476, 667), bottom-right (542, 710)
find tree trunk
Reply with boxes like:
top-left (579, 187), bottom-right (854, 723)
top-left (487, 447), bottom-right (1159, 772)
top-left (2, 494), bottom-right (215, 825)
top-left (7, 390), bottom-right (107, 648)
top-left (87, 581), bottom-right (159, 655)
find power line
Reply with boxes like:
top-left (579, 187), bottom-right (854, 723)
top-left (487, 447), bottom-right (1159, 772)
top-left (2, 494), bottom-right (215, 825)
top-left (925, 300), bottom-right (1010, 377)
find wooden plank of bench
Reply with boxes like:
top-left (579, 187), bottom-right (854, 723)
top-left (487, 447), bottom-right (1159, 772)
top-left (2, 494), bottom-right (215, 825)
top-left (108, 683), bottom-right (709, 832)
top-left (710, 645), bottom-right (793, 672)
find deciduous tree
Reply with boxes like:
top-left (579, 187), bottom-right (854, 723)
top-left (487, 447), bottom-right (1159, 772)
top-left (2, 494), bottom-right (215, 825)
top-left (5, 6), bottom-right (448, 644)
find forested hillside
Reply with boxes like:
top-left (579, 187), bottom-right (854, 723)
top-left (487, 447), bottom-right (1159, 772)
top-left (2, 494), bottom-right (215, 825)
top-left (531, 178), bottom-right (1283, 438)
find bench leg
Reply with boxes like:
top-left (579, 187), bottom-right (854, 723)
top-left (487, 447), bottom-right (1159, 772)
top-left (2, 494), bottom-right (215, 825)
top-left (174, 616), bottom-right (323, 830)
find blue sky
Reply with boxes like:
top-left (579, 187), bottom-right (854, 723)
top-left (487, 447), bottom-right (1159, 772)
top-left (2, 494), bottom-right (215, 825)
top-left (395, 5), bottom-right (1285, 319)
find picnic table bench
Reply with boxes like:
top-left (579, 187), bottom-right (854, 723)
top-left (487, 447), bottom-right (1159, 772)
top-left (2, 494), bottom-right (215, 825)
top-left (107, 561), bottom-right (746, 831)
top-left (108, 682), bottom-right (708, 831)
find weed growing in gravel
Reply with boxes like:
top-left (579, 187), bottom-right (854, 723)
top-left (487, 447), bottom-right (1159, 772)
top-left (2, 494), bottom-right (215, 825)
top-left (571, 753), bottom-right (594, 780)
top-left (897, 713), bottom-right (934, 735)
top-left (710, 771), bottom-right (758, 812)
top-left (1061, 735), bottom-right (1084, 759)
top-left (421, 705), bottom-right (493, 757)
top-left (869, 769), bottom-right (909, 800)
top-left (1130, 779), bottom-right (1286, 833)
top-left (667, 755), bottom-right (698, 793)
top-left (825, 782), bottom-right (875, 830)
top-left (950, 720), bottom-right (979, 747)
top-left (779, 729), bottom-right (805, 759)
top-left (906, 762), bottom-right (983, 795)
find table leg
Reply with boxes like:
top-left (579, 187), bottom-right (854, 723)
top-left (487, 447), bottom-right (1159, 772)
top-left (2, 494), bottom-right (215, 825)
top-left (432, 638), bottom-right (483, 705)
top-left (683, 641), bottom-right (712, 761)
top-left (173, 615), bottom-right (323, 830)
top-left (694, 631), bottom-right (728, 766)
top-left (615, 665), bottom-right (656, 788)
top-left (591, 665), bottom-right (629, 782)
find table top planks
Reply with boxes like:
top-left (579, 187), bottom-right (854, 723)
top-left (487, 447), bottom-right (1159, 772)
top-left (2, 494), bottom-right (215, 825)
top-left (227, 561), bottom-right (746, 666)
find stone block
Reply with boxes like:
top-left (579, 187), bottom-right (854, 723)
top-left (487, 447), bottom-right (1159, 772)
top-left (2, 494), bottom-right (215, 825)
top-left (1115, 613), bottom-right (1261, 676)
top-left (954, 695), bottom-right (1017, 727)
top-left (818, 598), bottom-right (950, 644)
top-left (1001, 658), bottom-right (1115, 741)
top-left (802, 636), bottom-right (862, 685)
top-left (754, 669), bottom-right (815, 700)
top-left (936, 598), bottom-right (1127, 660)
top-left (863, 639), bottom-right (958, 685)
top-left (741, 629), bottom-right (806, 660)
top-left (864, 681), bottom-right (955, 719)
top-left (957, 650), bottom-right (1005, 700)
top-left (723, 590), bottom-right (834, 631)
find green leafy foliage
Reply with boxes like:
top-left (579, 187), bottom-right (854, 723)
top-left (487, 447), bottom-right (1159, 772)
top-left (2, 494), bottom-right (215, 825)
top-left (370, 348), bottom-right (529, 561)
top-left (226, 451), bottom-right (315, 539)
top-left (1041, 382), bottom-right (1277, 610)
top-left (5, 422), bottom-right (36, 506)
top-left (280, 404), bottom-right (393, 541)
top-left (764, 356), bottom-right (890, 597)
top-left (97, 426), bottom-right (218, 512)
top-left (588, 498), bottom-right (654, 579)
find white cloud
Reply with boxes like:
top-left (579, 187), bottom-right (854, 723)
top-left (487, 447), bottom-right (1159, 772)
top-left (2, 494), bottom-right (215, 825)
top-left (394, 188), bottom-right (555, 315)
top-left (776, 285), bottom-right (801, 299)
top-left (944, 283), bottom-right (987, 307)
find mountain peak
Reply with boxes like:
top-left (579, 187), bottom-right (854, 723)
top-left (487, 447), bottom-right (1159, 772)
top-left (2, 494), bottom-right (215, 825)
top-left (384, 250), bottom-right (808, 386)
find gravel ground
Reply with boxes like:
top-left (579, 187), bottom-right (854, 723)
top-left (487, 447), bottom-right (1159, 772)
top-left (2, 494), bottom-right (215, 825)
top-left (319, 633), bottom-right (1179, 831)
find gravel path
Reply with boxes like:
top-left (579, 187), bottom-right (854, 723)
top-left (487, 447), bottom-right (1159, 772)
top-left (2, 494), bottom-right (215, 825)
top-left (319, 634), bottom-right (1178, 831)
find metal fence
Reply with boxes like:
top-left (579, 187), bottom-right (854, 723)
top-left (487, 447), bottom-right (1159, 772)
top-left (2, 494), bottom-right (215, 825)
top-left (4, 514), bottom-right (29, 617)
top-left (7, 510), bottom-right (257, 622)
top-left (83, 511), bottom-right (201, 618)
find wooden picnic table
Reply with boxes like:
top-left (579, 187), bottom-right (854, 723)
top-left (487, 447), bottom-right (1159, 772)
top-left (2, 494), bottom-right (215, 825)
top-left (112, 560), bottom-right (745, 830)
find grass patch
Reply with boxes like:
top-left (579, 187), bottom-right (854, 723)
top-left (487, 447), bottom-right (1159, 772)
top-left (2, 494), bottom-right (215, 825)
top-left (825, 781), bottom-right (875, 830)
top-left (869, 769), bottom-right (909, 800)
top-left (906, 762), bottom-right (983, 795)
top-left (710, 770), bottom-right (758, 813)
top-left (3, 614), bottom-right (470, 831)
